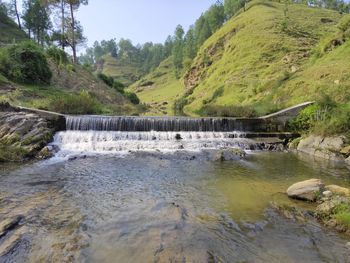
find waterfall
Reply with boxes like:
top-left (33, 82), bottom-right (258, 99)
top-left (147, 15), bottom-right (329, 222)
top-left (65, 115), bottom-right (256, 132)
top-left (52, 131), bottom-right (252, 154)
top-left (51, 115), bottom-right (265, 156)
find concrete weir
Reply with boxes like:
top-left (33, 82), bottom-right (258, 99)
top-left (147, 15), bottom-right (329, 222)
top-left (13, 102), bottom-right (313, 133)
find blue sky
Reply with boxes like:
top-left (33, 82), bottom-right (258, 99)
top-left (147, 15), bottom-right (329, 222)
top-left (77, 0), bottom-right (215, 46)
top-left (7, 0), bottom-right (215, 48)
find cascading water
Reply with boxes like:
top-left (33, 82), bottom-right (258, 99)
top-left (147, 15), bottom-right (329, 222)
top-left (52, 115), bottom-right (261, 156)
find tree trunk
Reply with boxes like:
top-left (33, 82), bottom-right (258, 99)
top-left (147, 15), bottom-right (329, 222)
top-left (61, 0), bottom-right (65, 50)
top-left (69, 2), bottom-right (77, 63)
top-left (13, 0), bottom-right (21, 29)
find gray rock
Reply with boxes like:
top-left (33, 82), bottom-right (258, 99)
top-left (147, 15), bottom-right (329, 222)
top-left (287, 179), bottom-right (324, 201)
top-left (346, 157), bottom-right (350, 166)
top-left (322, 190), bottom-right (332, 198)
top-left (0, 111), bottom-right (54, 161)
top-left (297, 135), bottom-right (347, 162)
top-left (0, 216), bottom-right (22, 237)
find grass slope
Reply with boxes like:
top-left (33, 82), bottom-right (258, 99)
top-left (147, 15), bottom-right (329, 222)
top-left (0, 13), bottom-right (139, 115)
top-left (0, 13), bottom-right (27, 44)
top-left (100, 54), bottom-right (141, 87)
top-left (183, 0), bottom-right (349, 116)
top-left (128, 58), bottom-right (184, 116)
top-left (0, 62), bottom-right (140, 115)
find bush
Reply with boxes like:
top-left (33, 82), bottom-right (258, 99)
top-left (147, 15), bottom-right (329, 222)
top-left (287, 104), bottom-right (319, 131)
top-left (46, 46), bottom-right (69, 65)
top-left (201, 104), bottom-right (257, 117)
top-left (0, 41), bottom-right (52, 85)
top-left (49, 90), bottom-right (102, 114)
top-left (288, 94), bottom-right (350, 137)
top-left (97, 73), bottom-right (114, 87)
top-left (125, 91), bottom-right (140, 105)
top-left (113, 81), bottom-right (125, 94)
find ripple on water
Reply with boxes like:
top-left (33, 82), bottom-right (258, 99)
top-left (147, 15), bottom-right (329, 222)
top-left (0, 152), bottom-right (349, 262)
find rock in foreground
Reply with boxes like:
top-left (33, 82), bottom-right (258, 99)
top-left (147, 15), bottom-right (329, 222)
top-left (287, 179), bottom-right (324, 201)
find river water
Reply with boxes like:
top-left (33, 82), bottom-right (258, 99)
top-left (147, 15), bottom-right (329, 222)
top-left (0, 131), bottom-right (350, 262)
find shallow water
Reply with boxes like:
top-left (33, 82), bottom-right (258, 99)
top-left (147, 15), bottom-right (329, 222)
top-left (0, 151), bottom-right (350, 262)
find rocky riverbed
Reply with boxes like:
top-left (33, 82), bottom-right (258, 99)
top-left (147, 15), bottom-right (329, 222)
top-left (281, 178), bottom-right (350, 236)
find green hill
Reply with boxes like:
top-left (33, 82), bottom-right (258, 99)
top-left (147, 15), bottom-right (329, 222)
top-left (128, 57), bottom-right (184, 115)
top-left (99, 54), bottom-right (142, 87)
top-left (0, 13), bottom-right (139, 115)
top-left (129, 1), bottom-right (350, 116)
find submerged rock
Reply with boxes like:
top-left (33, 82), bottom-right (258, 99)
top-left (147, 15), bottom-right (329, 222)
top-left (287, 179), bottom-right (324, 201)
top-left (0, 216), bottom-right (23, 237)
top-left (213, 148), bottom-right (246, 161)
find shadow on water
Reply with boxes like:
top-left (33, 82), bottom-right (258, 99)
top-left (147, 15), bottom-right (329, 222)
top-left (0, 151), bottom-right (349, 262)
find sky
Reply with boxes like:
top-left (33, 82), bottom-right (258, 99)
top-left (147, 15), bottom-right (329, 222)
top-left (77, 0), bottom-right (215, 47)
top-left (5, 0), bottom-right (215, 49)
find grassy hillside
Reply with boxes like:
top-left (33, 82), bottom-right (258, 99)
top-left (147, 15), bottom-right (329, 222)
top-left (128, 0), bottom-right (349, 117)
top-left (0, 13), bottom-right (139, 115)
top-left (128, 58), bottom-right (184, 115)
top-left (0, 12), bottom-right (27, 44)
top-left (182, 0), bottom-right (349, 116)
top-left (100, 54), bottom-right (142, 87)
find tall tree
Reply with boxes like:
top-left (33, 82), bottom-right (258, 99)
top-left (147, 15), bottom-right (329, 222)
top-left (22, 0), bottom-right (52, 44)
top-left (66, 0), bottom-right (88, 62)
top-left (172, 25), bottom-right (185, 77)
top-left (8, 0), bottom-right (22, 29)
top-left (184, 26), bottom-right (197, 59)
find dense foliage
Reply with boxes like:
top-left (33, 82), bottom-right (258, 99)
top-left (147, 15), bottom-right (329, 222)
top-left (288, 95), bottom-right (350, 137)
top-left (97, 73), bottom-right (140, 104)
top-left (0, 41), bottom-right (52, 84)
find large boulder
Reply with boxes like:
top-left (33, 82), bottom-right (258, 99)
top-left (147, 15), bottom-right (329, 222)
top-left (297, 135), bottom-right (347, 162)
top-left (325, 185), bottom-right (350, 197)
top-left (287, 179), bottom-right (324, 201)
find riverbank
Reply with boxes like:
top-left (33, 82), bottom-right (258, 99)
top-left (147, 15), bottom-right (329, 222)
top-left (289, 134), bottom-right (350, 166)
top-left (0, 102), bottom-right (56, 162)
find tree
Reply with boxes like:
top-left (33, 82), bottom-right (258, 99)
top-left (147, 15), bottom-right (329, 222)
top-left (66, 0), bottom-right (88, 63)
top-left (0, 1), bottom-right (7, 16)
top-left (195, 15), bottom-right (212, 48)
top-left (224, 0), bottom-right (246, 18)
top-left (184, 26), bottom-right (197, 59)
top-left (22, 0), bottom-right (52, 45)
top-left (172, 25), bottom-right (185, 77)
top-left (205, 1), bottom-right (225, 33)
top-left (7, 0), bottom-right (22, 29)
top-left (64, 17), bottom-right (86, 61)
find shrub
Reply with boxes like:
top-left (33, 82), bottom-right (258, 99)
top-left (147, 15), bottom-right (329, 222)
top-left (0, 41), bottom-right (52, 85)
top-left (287, 104), bottom-right (319, 131)
top-left (46, 46), bottom-right (69, 65)
top-left (113, 81), bottom-right (125, 94)
top-left (49, 90), bottom-right (102, 114)
top-left (97, 73), bottom-right (114, 87)
top-left (125, 91), bottom-right (140, 105)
